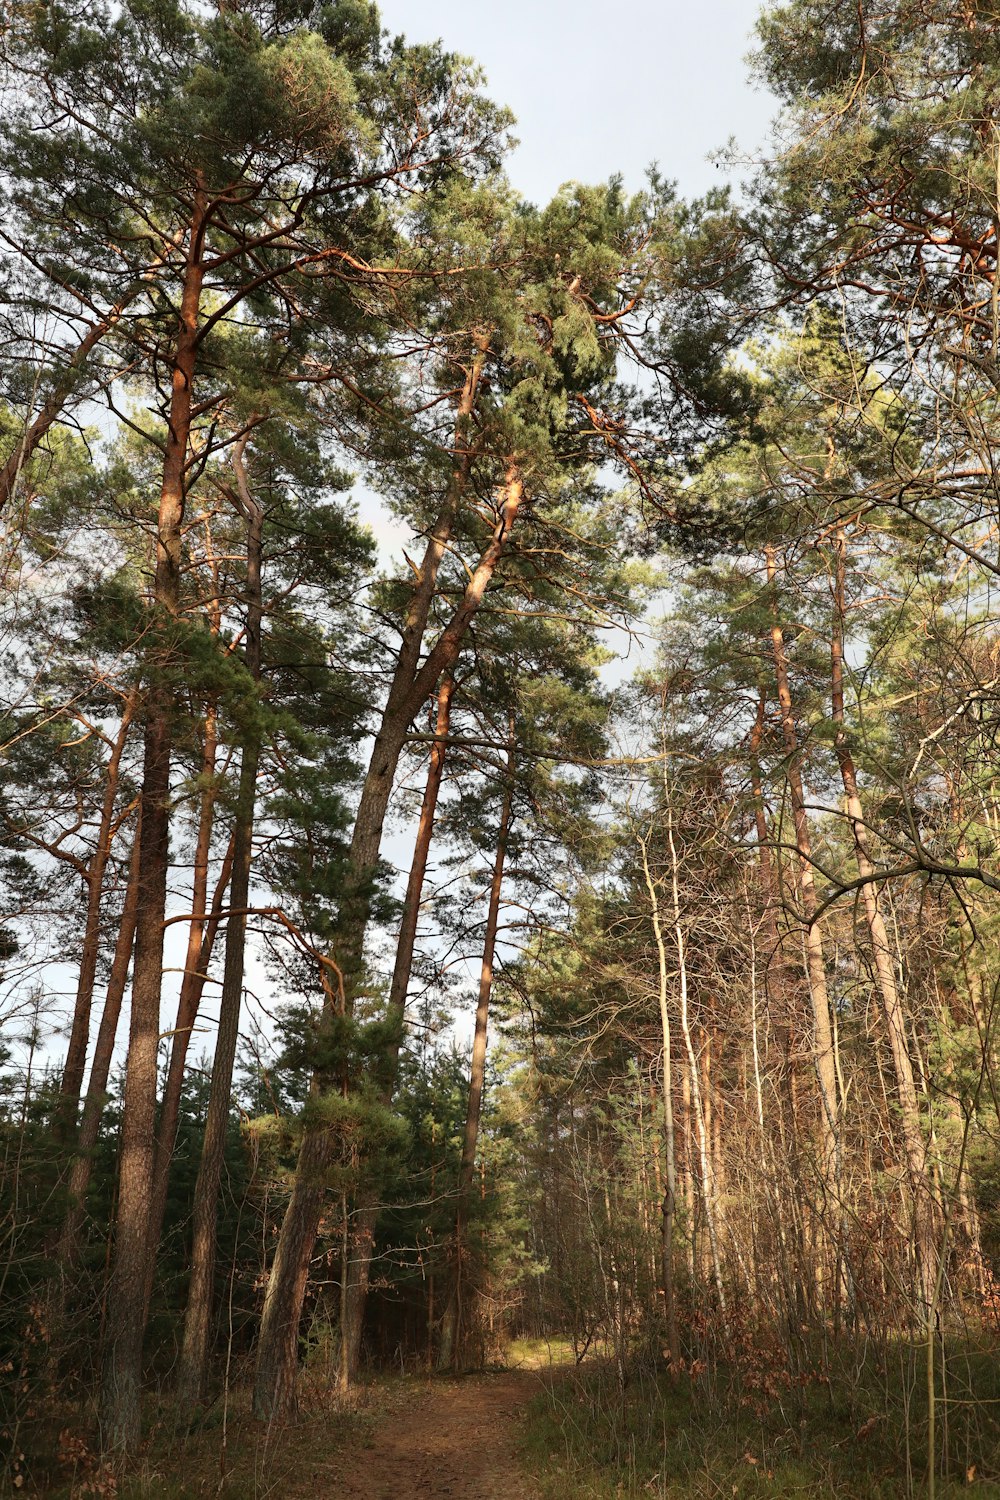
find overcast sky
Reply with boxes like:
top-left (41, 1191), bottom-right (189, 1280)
top-left (376, 0), bottom-right (776, 205)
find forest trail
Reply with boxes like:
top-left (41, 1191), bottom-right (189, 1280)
top-left (329, 1369), bottom-right (543, 1500)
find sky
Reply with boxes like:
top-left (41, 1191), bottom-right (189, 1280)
top-left (15, 0), bottom-right (781, 1076)
top-left (361, 0), bottom-right (780, 1042)
top-left (376, 0), bottom-right (777, 208)
top-left (364, 0), bottom-right (778, 566)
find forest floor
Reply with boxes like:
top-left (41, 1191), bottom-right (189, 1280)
top-left (81, 1361), bottom-right (551, 1500)
top-left (323, 1366), bottom-right (544, 1500)
top-left (38, 1337), bottom-right (1000, 1498)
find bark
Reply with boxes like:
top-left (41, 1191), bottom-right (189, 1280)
top-left (637, 829), bottom-right (681, 1366)
top-left (338, 673), bottom-right (455, 1386)
top-left (178, 446), bottom-right (264, 1404)
top-left (438, 725), bottom-right (514, 1370)
top-left (748, 695), bottom-right (796, 1089)
top-left (251, 460), bottom-right (525, 1421)
top-left (830, 526), bottom-right (938, 1312)
top-left (100, 193), bottom-right (206, 1452)
top-left (665, 801), bottom-right (727, 1314)
top-left (765, 545), bottom-right (840, 1223)
top-left (56, 694), bottom-right (137, 1140)
top-left (252, 1125), bottom-right (331, 1420)
top-left (55, 827), bottom-right (141, 1274)
top-left (145, 702), bottom-right (222, 1273)
top-left (336, 346), bottom-right (487, 968)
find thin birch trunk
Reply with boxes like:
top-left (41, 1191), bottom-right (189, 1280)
top-left (665, 800), bottom-right (727, 1313)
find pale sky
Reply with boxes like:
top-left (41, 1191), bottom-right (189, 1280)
top-left (377, 0), bottom-right (776, 205)
top-left (17, 0), bottom-right (781, 1074)
top-left (361, 2), bottom-right (780, 1045)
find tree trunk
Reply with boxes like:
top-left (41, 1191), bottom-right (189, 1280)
top-left (765, 544), bottom-right (840, 1248)
top-left (252, 1125), bottom-right (332, 1420)
top-left (665, 801), bottom-right (727, 1314)
top-left (338, 672), bottom-right (455, 1386)
top-left (636, 828), bottom-right (681, 1366)
top-left (748, 694), bottom-right (803, 1157)
top-left (100, 194), bottom-right (206, 1452)
top-left (178, 444), bottom-right (264, 1404)
top-left (55, 827), bottom-right (141, 1274)
top-left (56, 694), bottom-right (137, 1140)
top-left (251, 463), bottom-right (525, 1421)
top-left (439, 725), bottom-right (514, 1370)
top-left (830, 525), bottom-right (937, 1312)
top-left (145, 701), bottom-right (222, 1277)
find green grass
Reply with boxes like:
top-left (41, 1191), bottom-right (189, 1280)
top-left (521, 1338), bottom-right (1000, 1499)
top-left (508, 1335), bottom-right (582, 1370)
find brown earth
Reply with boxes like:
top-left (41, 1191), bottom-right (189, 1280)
top-left (328, 1369), bottom-right (543, 1500)
top-left (213, 1367), bottom-right (548, 1500)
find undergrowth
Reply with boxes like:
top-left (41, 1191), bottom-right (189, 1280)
top-left (522, 1337), bottom-right (1000, 1499)
top-left (9, 1374), bottom-right (401, 1499)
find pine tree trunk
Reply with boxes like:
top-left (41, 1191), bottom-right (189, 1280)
top-left (339, 673), bottom-right (455, 1385)
top-left (55, 827), bottom-right (141, 1274)
top-left (251, 465), bottom-right (524, 1420)
top-left (765, 545), bottom-right (840, 1260)
top-left (178, 454), bottom-right (263, 1403)
top-left (100, 197), bottom-right (206, 1452)
top-left (748, 694), bottom-right (802, 1156)
top-left (830, 526), bottom-right (938, 1313)
top-left (252, 1126), bottom-right (330, 1420)
top-left (145, 702), bottom-right (223, 1279)
top-left (439, 727), bottom-right (514, 1370)
top-left (56, 695), bottom-right (137, 1140)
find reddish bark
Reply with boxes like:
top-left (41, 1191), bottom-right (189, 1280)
top-left (100, 192), bottom-right (207, 1451)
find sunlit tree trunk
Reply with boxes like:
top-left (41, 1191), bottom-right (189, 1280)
top-left (665, 799), bottom-right (726, 1313)
top-left (100, 193), bottom-right (207, 1451)
top-left (637, 828), bottom-right (681, 1365)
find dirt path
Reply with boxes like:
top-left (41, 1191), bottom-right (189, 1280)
top-left (333, 1369), bottom-right (544, 1500)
